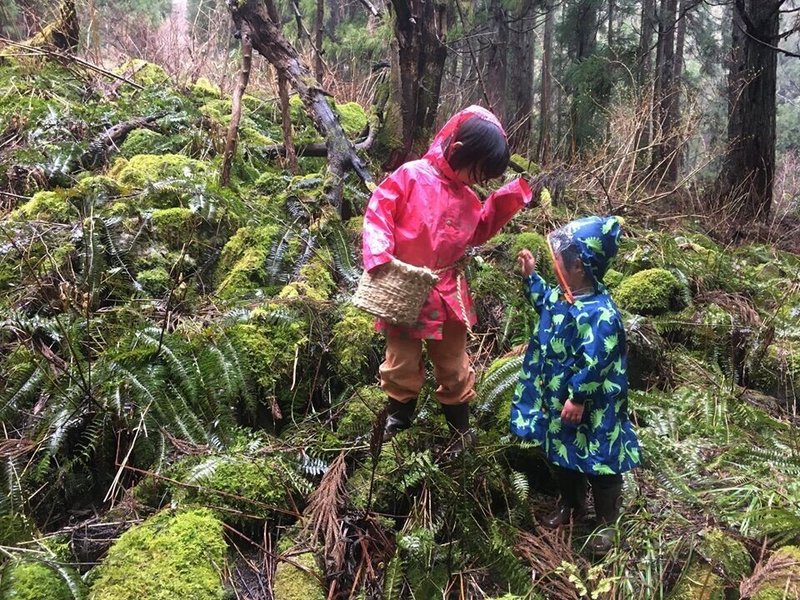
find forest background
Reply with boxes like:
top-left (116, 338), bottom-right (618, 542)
top-left (0, 0), bottom-right (799, 599)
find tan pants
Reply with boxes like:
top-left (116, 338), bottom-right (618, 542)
top-left (379, 321), bottom-right (476, 406)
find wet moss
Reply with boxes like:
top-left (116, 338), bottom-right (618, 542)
top-left (272, 552), bottom-right (325, 600)
top-left (335, 101), bottom-right (368, 137)
top-left (191, 77), bottom-right (222, 100)
top-left (332, 305), bottom-right (378, 381)
top-left (119, 129), bottom-right (182, 159)
top-left (696, 528), bottom-right (751, 582)
top-left (750, 546), bottom-right (800, 600)
top-left (89, 508), bottom-right (226, 600)
top-left (110, 154), bottom-right (209, 189)
top-left (214, 225), bottom-right (280, 299)
top-left (667, 561), bottom-right (724, 600)
top-left (137, 267), bottom-right (171, 296)
top-left (336, 386), bottom-right (384, 439)
top-left (151, 207), bottom-right (195, 246)
top-left (114, 59), bottom-right (170, 87)
top-left (0, 561), bottom-right (81, 600)
top-left (11, 190), bottom-right (74, 222)
top-left (615, 268), bottom-right (688, 316)
top-left (604, 268), bottom-right (624, 289)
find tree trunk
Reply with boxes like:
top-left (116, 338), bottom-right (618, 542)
top-left (567, 0), bottom-right (601, 155)
top-left (506, 0), bottom-right (535, 150)
top-left (608, 0), bottom-right (614, 49)
top-left (226, 0), bottom-right (373, 214)
top-left (386, 0), bottom-right (448, 167)
top-left (670, 0), bottom-right (691, 177)
top-left (485, 0), bottom-right (509, 120)
top-left (314, 0), bottom-right (324, 83)
top-left (537, 0), bottom-right (555, 164)
top-left (221, 24), bottom-right (253, 186)
top-left (651, 0), bottom-right (678, 184)
top-left (716, 0), bottom-right (782, 221)
top-left (327, 0), bottom-right (339, 33)
top-left (265, 0), bottom-right (298, 173)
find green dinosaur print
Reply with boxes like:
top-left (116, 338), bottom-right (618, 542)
top-left (553, 439), bottom-right (569, 462)
top-left (579, 381), bottom-right (603, 394)
top-left (548, 289), bottom-right (560, 303)
top-left (548, 418), bottom-right (562, 434)
top-left (577, 320), bottom-right (595, 346)
top-left (590, 405), bottom-right (608, 429)
top-left (552, 314), bottom-right (565, 327)
top-left (548, 372), bottom-right (565, 392)
top-left (528, 349), bottom-right (540, 365)
top-left (607, 423), bottom-right (621, 448)
top-left (575, 428), bottom-right (589, 459)
top-left (550, 337), bottom-right (567, 358)
top-left (584, 354), bottom-right (600, 371)
top-left (592, 463), bottom-right (616, 475)
top-left (584, 236), bottom-right (605, 255)
top-left (626, 445), bottom-right (640, 464)
top-left (513, 412), bottom-right (528, 429)
top-left (602, 379), bottom-right (622, 395)
top-left (597, 306), bottom-right (616, 325)
top-left (612, 356), bottom-right (624, 375)
top-left (588, 439), bottom-right (601, 455)
top-left (602, 218), bottom-right (616, 234)
top-left (603, 333), bottom-right (619, 357)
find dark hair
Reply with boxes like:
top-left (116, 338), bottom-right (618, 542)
top-left (446, 117), bottom-right (510, 183)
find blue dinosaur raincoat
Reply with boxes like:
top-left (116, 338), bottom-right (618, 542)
top-left (510, 216), bottom-right (641, 475)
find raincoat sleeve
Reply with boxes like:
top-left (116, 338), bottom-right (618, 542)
top-left (523, 272), bottom-right (551, 315)
top-left (362, 170), bottom-right (405, 272)
top-left (567, 311), bottom-right (623, 405)
top-left (470, 178), bottom-right (533, 247)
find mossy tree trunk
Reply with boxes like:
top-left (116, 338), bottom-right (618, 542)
top-left (226, 0), bottom-right (372, 216)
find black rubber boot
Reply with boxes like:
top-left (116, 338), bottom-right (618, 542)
top-left (587, 479), bottom-right (623, 556)
top-left (383, 397), bottom-right (417, 442)
top-left (541, 468), bottom-right (588, 529)
top-left (441, 403), bottom-right (476, 456)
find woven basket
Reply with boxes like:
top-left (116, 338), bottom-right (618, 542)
top-left (352, 260), bottom-right (439, 326)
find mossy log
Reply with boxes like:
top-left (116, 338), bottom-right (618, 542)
top-left (226, 0), bottom-right (373, 217)
top-left (79, 114), bottom-right (165, 171)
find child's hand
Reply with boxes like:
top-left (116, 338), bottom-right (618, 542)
top-left (517, 249), bottom-right (536, 277)
top-left (561, 398), bottom-right (584, 425)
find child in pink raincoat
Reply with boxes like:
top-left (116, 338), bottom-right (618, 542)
top-left (362, 105), bottom-right (532, 449)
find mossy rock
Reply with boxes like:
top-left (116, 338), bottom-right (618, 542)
top-left (89, 508), bottom-right (226, 600)
top-left (667, 561), bottom-right (724, 600)
top-left (615, 268), bottom-right (688, 316)
top-left (114, 59), bottom-right (170, 86)
top-left (192, 77), bottom-right (222, 99)
top-left (332, 305), bottom-right (378, 381)
top-left (110, 154), bottom-right (209, 189)
top-left (214, 224), bottom-right (280, 299)
top-left (605, 268), bottom-right (624, 289)
top-left (137, 266), bottom-right (171, 296)
top-left (173, 454), bottom-right (291, 523)
top-left (0, 560), bottom-right (82, 600)
top-left (510, 231), bottom-right (553, 283)
top-left (10, 190), bottom-right (74, 222)
top-left (119, 129), bottom-right (182, 159)
top-left (278, 251), bottom-right (335, 302)
top-left (254, 171), bottom-right (291, 195)
top-left (335, 101), bottom-right (368, 137)
top-left (273, 552), bottom-right (325, 600)
top-left (749, 546), bottom-right (800, 600)
top-left (696, 528), bottom-right (751, 582)
top-left (336, 386), bottom-right (384, 439)
top-left (150, 207), bottom-right (196, 246)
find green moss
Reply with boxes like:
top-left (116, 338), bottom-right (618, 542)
top-left (604, 268), bottom-right (624, 288)
top-left (0, 561), bottom-right (80, 600)
top-left (118, 129), bottom-right (183, 159)
top-left (73, 175), bottom-right (124, 199)
top-left (225, 304), bottom-right (309, 392)
top-left (89, 508), bottom-right (226, 600)
top-left (151, 207), bottom-right (195, 245)
top-left (667, 561), bottom-right (724, 600)
top-left (335, 101), bottom-right (368, 137)
top-left (214, 225), bottom-right (279, 299)
top-left (114, 59), bottom-right (170, 86)
top-left (696, 528), bottom-right (751, 581)
top-left (510, 231), bottom-right (553, 283)
top-left (615, 268), bottom-right (688, 316)
top-left (192, 77), bottom-right (222, 99)
top-left (137, 267), bottom-right (171, 295)
top-left (332, 305), bottom-right (377, 381)
top-left (11, 190), bottom-right (73, 222)
top-left (278, 251), bottom-right (335, 302)
top-left (336, 386), bottom-right (384, 439)
top-left (273, 552), bottom-right (325, 600)
top-left (0, 511), bottom-right (36, 547)
top-left (254, 171), bottom-right (291, 196)
top-left (174, 455), bottom-right (289, 522)
top-left (752, 341), bottom-right (799, 405)
top-left (751, 546), bottom-right (800, 600)
top-left (111, 154), bottom-right (208, 189)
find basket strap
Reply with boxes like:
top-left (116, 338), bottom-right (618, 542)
top-left (435, 259), bottom-right (472, 333)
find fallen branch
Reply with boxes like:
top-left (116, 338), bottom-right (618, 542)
top-left (226, 0), bottom-right (374, 216)
top-left (221, 23), bottom-right (254, 186)
top-left (79, 114), bottom-right (164, 171)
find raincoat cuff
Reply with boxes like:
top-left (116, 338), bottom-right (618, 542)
top-left (363, 253), bottom-right (393, 273)
top-left (516, 177), bottom-right (533, 205)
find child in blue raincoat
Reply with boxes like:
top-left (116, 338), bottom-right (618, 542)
top-left (510, 215), bottom-right (640, 555)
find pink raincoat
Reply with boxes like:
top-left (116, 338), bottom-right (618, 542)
top-left (362, 106), bottom-right (532, 339)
